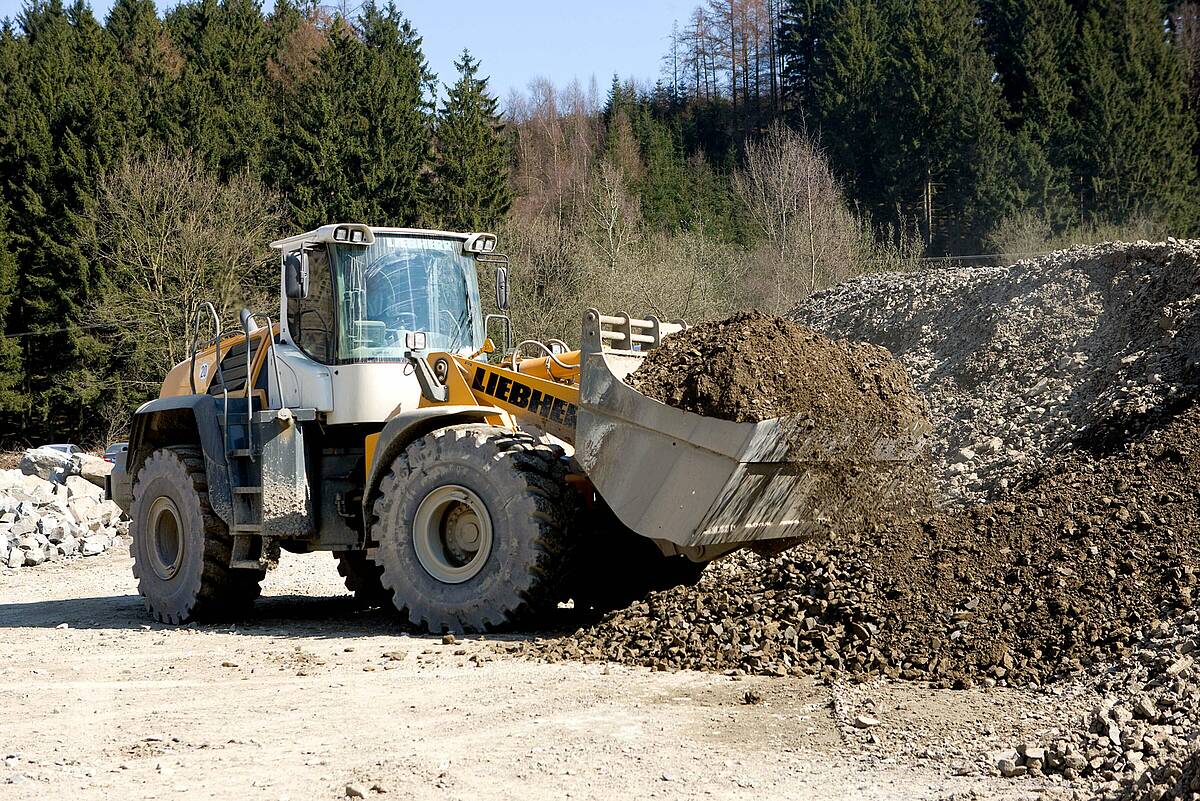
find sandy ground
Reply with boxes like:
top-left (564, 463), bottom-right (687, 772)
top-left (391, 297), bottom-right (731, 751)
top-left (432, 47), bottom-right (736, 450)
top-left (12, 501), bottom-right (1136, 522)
top-left (0, 546), bottom-right (1069, 801)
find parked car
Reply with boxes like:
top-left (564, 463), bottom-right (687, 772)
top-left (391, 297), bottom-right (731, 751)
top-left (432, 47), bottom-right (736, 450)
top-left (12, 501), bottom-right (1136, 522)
top-left (42, 443), bottom-right (82, 455)
top-left (103, 442), bottom-right (128, 465)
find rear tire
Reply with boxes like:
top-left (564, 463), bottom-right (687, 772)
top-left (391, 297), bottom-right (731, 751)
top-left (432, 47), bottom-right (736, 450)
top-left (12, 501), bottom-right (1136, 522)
top-left (130, 446), bottom-right (263, 624)
top-left (334, 550), bottom-right (391, 607)
top-left (369, 425), bottom-right (574, 633)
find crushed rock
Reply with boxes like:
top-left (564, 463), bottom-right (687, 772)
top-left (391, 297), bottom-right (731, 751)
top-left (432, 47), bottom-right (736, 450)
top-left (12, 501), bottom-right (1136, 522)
top-left (537, 401), bottom-right (1200, 692)
top-left (792, 240), bottom-right (1200, 504)
top-left (0, 461), bottom-right (128, 569)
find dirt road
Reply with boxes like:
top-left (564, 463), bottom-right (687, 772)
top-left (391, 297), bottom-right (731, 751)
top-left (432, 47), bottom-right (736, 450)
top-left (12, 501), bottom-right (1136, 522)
top-left (1, 547), bottom-right (1057, 800)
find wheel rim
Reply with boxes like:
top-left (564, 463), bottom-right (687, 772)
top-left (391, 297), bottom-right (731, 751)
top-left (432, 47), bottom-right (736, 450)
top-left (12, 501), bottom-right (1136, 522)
top-left (412, 485), bottom-right (493, 584)
top-left (146, 496), bottom-right (184, 581)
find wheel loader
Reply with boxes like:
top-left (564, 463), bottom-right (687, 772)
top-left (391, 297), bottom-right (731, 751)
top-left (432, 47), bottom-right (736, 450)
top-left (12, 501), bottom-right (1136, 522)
top-left (109, 223), bottom-right (925, 631)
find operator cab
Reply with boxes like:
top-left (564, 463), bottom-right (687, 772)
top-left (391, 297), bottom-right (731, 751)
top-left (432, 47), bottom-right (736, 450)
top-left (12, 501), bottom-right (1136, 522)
top-left (268, 224), bottom-right (506, 424)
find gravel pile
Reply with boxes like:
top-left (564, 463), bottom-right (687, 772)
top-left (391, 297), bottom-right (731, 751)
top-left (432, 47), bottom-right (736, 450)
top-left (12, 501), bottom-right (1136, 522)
top-left (1112, 741), bottom-right (1200, 801)
top-left (539, 401), bottom-right (1200, 689)
top-left (986, 603), bottom-right (1200, 796)
top-left (532, 240), bottom-right (1200, 795)
top-left (1, 450), bottom-right (127, 568)
top-left (793, 240), bottom-right (1200, 504)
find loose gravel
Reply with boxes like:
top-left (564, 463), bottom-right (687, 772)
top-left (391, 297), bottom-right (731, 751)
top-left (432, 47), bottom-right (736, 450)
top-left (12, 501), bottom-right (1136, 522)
top-left (794, 240), bottom-right (1200, 505)
top-left (534, 240), bottom-right (1200, 799)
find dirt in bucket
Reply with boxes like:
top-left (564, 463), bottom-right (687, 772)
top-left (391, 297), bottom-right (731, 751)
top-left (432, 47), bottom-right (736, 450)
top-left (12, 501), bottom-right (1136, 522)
top-left (626, 311), bottom-right (929, 440)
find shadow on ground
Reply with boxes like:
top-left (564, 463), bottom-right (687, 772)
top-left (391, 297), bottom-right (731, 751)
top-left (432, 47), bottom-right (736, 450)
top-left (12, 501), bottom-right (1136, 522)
top-left (0, 591), bottom-right (587, 642)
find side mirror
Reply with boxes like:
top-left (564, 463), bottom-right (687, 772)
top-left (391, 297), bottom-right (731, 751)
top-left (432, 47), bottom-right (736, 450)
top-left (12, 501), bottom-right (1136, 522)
top-left (494, 265), bottom-right (509, 311)
top-left (284, 251), bottom-right (309, 300)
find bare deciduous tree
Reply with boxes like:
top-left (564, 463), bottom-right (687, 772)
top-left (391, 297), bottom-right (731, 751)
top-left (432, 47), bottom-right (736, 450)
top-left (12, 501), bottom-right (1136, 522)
top-left (585, 159), bottom-right (642, 276)
top-left (734, 122), bottom-right (858, 311)
top-left (82, 151), bottom-right (283, 434)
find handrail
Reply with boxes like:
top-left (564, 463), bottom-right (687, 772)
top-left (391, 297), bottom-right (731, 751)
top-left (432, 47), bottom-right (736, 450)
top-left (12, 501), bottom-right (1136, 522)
top-left (189, 303), bottom-right (222, 394)
top-left (250, 312), bottom-right (284, 411)
top-left (239, 311), bottom-right (284, 462)
top-left (189, 302), bottom-right (232, 458)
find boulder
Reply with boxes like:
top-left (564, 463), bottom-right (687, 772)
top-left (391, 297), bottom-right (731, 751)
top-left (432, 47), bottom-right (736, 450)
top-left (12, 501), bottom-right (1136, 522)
top-left (71, 453), bottom-right (112, 489)
top-left (65, 475), bottom-right (103, 503)
top-left (11, 518), bottom-right (37, 537)
top-left (67, 497), bottom-right (99, 526)
top-left (19, 448), bottom-right (74, 483)
top-left (80, 536), bottom-right (107, 556)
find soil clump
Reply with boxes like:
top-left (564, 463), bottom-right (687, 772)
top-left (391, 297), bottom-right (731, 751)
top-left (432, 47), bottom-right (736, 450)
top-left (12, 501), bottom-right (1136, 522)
top-left (626, 311), bottom-right (928, 442)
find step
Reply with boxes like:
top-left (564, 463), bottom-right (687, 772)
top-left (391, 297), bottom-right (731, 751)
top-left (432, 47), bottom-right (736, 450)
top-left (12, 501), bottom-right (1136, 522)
top-left (231, 523), bottom-right (262, 533)
top-left (227, 449), bottom-right (255, 459)
top-left (251, 408), bottom-right (319, 424)
top-left (232, 486), bottom-right (262, 495)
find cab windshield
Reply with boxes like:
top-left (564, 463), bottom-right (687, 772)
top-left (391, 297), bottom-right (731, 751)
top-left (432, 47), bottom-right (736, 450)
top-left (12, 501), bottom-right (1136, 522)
top-left (330, 234), bottom-right (484, 362)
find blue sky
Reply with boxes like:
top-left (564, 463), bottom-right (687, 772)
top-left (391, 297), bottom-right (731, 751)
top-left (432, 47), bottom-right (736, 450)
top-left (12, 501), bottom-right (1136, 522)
top-left (0, 0), bottom-right (690, 103)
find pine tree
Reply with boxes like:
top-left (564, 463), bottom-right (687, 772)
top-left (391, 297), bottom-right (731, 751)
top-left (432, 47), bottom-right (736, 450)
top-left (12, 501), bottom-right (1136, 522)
top-left (106, 0), bottom-right (184, 151)
top-left (0, 205), bottom-right (24, 416)
top-left (807, 0), bottom-right (891, 219)
top-left (632, 107), bottom-right (688, 232)
top-left (168, 0), bottom-right (273, 179)
top-left (778, 0), bottom-right (837, 120)
top-left (360, 0), bottom-right (436, 222)
top-left (269, 2), bottom-right (433, 229)
top-left (876, 0), bottom-right (1018, 252)
top-left (0, 0), bottom-right (123, 438)
top-left (432, 50), bottom-right (512, 232)
top-left (1074, 0), bottom-right (1197, 226)
top-left (981, 0), bottom-right (1078, 224)
top-left (683, 151), bottom-right (747, 243)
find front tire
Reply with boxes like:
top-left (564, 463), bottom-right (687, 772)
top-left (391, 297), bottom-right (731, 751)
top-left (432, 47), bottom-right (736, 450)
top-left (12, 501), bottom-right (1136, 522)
top-left (129, 446), bottom-right (263, 624)
top-left (369, 425), bottom-right (574, 633)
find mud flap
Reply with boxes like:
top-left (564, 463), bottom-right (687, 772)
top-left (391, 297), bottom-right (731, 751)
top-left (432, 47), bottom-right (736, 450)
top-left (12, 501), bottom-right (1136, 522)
top-left (259, 408), bottom-right (316, 541)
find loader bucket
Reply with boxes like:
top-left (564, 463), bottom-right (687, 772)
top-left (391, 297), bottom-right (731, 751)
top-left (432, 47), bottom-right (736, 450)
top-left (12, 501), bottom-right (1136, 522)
top-left (574, 310), bottom-right (929, 550)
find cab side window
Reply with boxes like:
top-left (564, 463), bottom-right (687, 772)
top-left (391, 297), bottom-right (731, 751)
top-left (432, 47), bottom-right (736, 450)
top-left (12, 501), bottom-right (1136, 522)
top-left (286, 246), bottom-right (335, 363)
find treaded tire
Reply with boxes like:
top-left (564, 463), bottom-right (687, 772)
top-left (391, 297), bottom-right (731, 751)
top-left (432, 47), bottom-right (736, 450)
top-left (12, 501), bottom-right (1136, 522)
top-left (130, 446), bottom-right (263, 624)
top-left (370, 425), bottom-right (574, 633)
top-left (334, 550), bottom-right (391, 607)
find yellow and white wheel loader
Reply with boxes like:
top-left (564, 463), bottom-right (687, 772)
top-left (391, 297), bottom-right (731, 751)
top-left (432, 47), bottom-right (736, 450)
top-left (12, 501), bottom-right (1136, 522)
top-left (109, 223), bottom-right (923, 631)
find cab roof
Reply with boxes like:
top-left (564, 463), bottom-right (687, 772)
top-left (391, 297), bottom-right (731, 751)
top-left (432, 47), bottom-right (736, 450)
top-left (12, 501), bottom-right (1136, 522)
top-left (270, 224), bottom-right (482, 251)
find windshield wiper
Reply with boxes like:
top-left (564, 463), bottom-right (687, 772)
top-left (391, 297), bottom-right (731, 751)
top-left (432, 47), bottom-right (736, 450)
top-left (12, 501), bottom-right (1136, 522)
top-left (445, 306), bottom-right (473, 353)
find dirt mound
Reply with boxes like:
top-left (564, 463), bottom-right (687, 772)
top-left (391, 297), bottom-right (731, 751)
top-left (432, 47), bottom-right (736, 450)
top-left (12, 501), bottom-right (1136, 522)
top-left (534, 402), bottom-right (1200, 689)
top-left (627, 310), bottom-right (928, 438)
top-left (793, 240), bottom-right (1200, 503)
